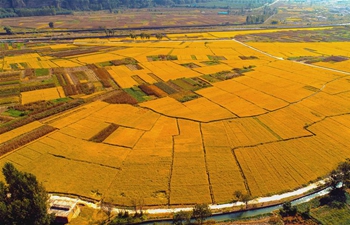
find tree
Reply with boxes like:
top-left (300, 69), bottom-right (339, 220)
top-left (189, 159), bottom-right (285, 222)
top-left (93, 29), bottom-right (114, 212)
top-left (129, 33), bottom-right (137, 40)
top-left (155, 33), bottom-right (163, 40)
top-left (173, 210), bottom-right (191, 225)
top-left (279, 201), bottom-right (297, 217)
top-left (3, 26), bottom-right (13, 35)
top-left (192, 203), bottom-right (211, 225)
top-left (323, 159), bottom-right (350, 208)
top-left (48, 21), bottom-right (54, 29)
top-left (101, 197), bottom-right (115, 222)
top-left (140, 32), bottom-right (146, 39)
top-left (0, 162), bottom-right (54, 225)
top-left (233, 190), bottom-right (251, 209)
top-left (329, 158), bottom-right (350, 189)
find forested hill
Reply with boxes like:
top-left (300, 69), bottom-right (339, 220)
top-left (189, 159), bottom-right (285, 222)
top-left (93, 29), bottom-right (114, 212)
top-left (1, 0), bottom-right (208, 9)
top-left (0, 0), bottom-right (274, 18)
top-left (0, 0), bottom-right (273, 10)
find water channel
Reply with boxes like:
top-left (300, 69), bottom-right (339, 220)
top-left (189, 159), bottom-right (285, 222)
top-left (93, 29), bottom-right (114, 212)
top-left (139, 186), bottom-right (332, 224)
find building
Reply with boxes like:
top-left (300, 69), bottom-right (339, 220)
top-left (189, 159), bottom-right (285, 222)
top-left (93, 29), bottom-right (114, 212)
top-left (218, 11), bottom-right (229, 15)
top-left (49, 196), bottom-right (81, 224)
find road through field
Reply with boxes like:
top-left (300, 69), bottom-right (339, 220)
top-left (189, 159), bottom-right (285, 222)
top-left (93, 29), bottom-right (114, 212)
top-left (232, 38), bottom-right (350, 76)
top-left (231, 39), bottom-right (284, 60)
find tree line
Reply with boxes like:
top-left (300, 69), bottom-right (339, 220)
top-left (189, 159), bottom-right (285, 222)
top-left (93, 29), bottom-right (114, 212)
top-left (0, 0), bottom-right (275, 18)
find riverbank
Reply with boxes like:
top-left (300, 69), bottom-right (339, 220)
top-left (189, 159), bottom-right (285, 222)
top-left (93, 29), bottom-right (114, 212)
top-left (50, 179), bottom-right (331, 224)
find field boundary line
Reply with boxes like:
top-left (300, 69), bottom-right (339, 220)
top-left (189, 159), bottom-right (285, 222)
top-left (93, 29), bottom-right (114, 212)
top-left (253, 117), bottom-right (282, 140)
top-left (231, 39), bottom-right (284, 61)
top-left (232, 134), bottom-right (315, 152)
top-left (168, 119), bottom-right (180, 205)
top-left (199, 123), bottom-right (215, 204)
top-left (231, 149), bottom-right (251, 196)
top-left (48, 153), bottom-right (122, 170)
top-left (196, 93), bottom-right (240, 118)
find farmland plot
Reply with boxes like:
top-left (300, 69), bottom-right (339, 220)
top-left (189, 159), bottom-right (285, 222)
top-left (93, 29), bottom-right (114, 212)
top-left (1, 36), bottom-right (350, 207)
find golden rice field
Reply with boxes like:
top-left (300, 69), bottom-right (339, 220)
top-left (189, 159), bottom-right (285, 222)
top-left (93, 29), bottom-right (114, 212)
top-left (1, 32), bottom-right (350, 207)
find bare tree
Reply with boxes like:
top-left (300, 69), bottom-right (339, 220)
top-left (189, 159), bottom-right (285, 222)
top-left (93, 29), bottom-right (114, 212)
top-left (101, 197), bottom-right (115, 222)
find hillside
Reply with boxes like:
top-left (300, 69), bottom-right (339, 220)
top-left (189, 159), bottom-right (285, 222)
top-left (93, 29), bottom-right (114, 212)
top-left (0, 0), bottom-right (273, 10)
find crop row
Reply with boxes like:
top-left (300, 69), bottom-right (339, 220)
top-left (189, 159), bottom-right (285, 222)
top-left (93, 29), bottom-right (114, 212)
top-left (0, 125), bottom-right (56, 156)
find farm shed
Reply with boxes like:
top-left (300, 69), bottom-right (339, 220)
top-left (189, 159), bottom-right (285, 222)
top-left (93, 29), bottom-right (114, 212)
top-left (48, 196), bottom-right (81, 224)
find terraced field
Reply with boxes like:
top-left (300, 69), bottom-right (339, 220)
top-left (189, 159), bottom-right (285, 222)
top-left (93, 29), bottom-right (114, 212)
top-left (1, 30), bottom-right (350, 207)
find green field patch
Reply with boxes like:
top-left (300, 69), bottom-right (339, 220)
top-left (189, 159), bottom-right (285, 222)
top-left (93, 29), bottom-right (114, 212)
top-left (50, 97), bottom-right (71, 103)
top-left (239, 55), bottom-right (259, 60)
top-left (207, 55), bottom-right (227, 60)
top-left (0, 87), bottom-right (20, 97)
top-left (303, 86), bottom-right (320, 92)
top-left (0, 81), bottom-right (19, 86)
top-left (19, 62), bottom-right (29, 68)
top-left (111, 57), bottom-right (138, 66)
top-left (201, 69), bottom-right (247, 83)
top-left (170, 90), bottom-right (200, 103)
top-left (99, 61), bottom-right (113, 67)
top-left (34, 68), bottom-right (50, 76)
top-left (147, 55), bottom-right (178, 61)
top-left (10, 63), bottom-right (19, 70)
top-left (2, 109), bottom-right (28, 118)
top-left (154, 82), bottom-right (178, 94)
top-left (124, 86), bottom-right (148, 102)
top-left (201, 60), bottom-right (221, 66)
top-left (288, 55), bottom-right (348, 64)
top-left (180, 62), bottom-right (201, 68)
top-left (20, 80), bottom-right (56, 92)
top-left (170, 77), bottom-right (211, 92)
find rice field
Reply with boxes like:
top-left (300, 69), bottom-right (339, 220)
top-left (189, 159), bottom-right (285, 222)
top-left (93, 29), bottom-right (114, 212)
top-left (1, 32), bottom-right (350, 207)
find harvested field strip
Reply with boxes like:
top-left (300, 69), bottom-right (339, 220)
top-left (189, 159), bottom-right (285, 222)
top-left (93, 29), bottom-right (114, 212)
top-left (0, 125), bottom-right (57, 157)
top-left (170, 120), bottom-right (211, 205)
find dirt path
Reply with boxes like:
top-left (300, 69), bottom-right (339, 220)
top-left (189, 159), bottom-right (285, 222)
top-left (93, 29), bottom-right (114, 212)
top-left (232, 39), bottom-right (284, 60)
